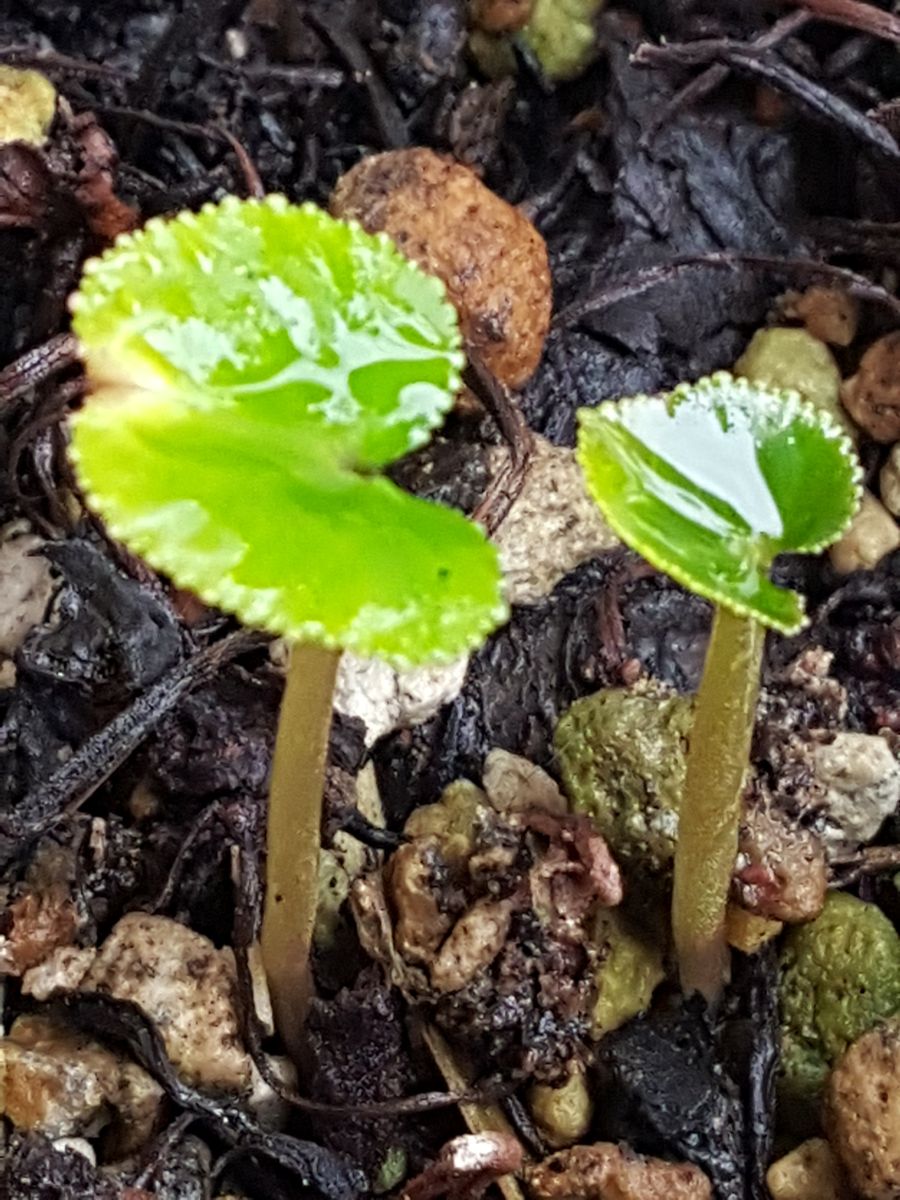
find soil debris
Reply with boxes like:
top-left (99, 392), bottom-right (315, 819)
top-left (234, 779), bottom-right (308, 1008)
top-left (403, 1131), bottom-right (523, 1199)
top-left (527, 1141), bottom-right (713, 1200)
top-left (3, 0), bottom-right (900, 1196)
top-left (594, 1001), bottom-right (746, 1199)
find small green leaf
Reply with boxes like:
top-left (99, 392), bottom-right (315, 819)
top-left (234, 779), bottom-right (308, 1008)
top-left (576, 373), bottom-right (861, 633)
top-left (70, 196), bottom-right (507, 665)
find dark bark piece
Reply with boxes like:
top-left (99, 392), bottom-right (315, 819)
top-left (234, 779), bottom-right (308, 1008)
top-left (389, 429), bottom-right (491, 516)
top-left (635, 40), bottom-right (900, 163)
top-left (374, 557), bottom-right (619, 826)
top-left (306, 967), bottom-right (426, 1183)
top-left (522, 12), bottom-right (802, 445)
top-left (719, 948), bottom-right (780, 1200)
top-left (0, 537), bottom-right (183, 823)
top-left (0, 628), bottom-right (262, 868)
top-left (2, 1133), bottom-right (151, 1200)
top-left (148, 670), bottom-right (278, 799)
top-left (594, 1000), bottom-right (746, 1200)
top-left (52, 991), bottom-right (367, 1200)
top-left (307, 8), bottom-right (409, 150)
top-left (138, 1133), bottom-right (214, 1200)
top-left (376, 0), bottom-right (467, 110)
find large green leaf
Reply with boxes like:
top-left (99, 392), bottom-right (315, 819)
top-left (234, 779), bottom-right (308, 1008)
top-left (70, 196), bottom-right (507, 665)
top-left (577, 373), bottom-right (861, 633)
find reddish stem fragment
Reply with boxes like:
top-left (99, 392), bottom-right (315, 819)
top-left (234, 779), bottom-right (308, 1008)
top-left (403, 1134), bottom-right (524, 1200)
top-left (0, 333), bottom-right (79, 411)
top-left (789, 0), bottom-right (900, 44)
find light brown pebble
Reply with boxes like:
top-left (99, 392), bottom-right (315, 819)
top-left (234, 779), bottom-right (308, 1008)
top-left (21, 944), bottom-right (96, 1000)
top-left (766, 1138), bottom-right (848, 1200)
top-left (429, 896), bottom-right (514, 992)
top-left (386, 838), bottom-right (453, 966)
top-left (81, 912), bottom-right (251, 1095)
top-left (0, 887), bottom-right (79, 977)
top-left (527, 1142), bottom-right (712, 1200)
top-left (736, 801), bottom-right (826, 925)
top-left (829, 491), bottom-right (900, 575)
top-left (1, 1014), bottom-right (163, 1154)
top-left (824, 1018), bottom-right (900, 1199)
top-left (782, 286), bottom-right (859, 348)
top-left (331, 147), bottom-right (552, 389)
top-left (841, 333), bottom-right (900, 442)
top-left (482, 747), bottom-right (567, 816)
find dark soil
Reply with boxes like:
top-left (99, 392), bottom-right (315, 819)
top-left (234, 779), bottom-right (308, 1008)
top-left (1, 2), bottom-right (900, 1198)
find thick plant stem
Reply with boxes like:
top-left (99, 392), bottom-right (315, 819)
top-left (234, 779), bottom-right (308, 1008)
top-left (261, 641), bottom-right (340, 1064)
top-left (672, 606), bottom-right (764, 1005)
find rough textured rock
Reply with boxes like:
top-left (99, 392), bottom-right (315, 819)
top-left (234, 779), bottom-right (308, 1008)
top-left (812, 732), bottom-right (900, 849)
top-left (489, 436), bottom-right (617, 606)
top-left (331, 147), bottom-right (551, 389)
top-left (825, 1019), bottom-right (900, 1200)
top-left (594, 1003), bottom-right (745, 1200)
top-left (80, 912), bottom-right (251, 1095)
top-left (1, 1013), bottom-right (164, 1154)
top-left (528, 1142), bottom-right (712, 1200)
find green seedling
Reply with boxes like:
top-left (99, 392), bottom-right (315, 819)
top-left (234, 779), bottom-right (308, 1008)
top-left (577, 372), bottom-right (860, 1002)
top-left (69, 195), bottom-right (507, 1057)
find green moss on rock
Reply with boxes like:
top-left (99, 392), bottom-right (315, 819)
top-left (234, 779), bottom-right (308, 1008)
top-left (779, 891), bottom-right (900, 1127)
top-left (592, 906), bottom-right (665, 1037)
top-left (554, 686), bottom-right (693, 873)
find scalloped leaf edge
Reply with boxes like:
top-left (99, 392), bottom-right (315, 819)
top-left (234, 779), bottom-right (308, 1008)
top-left (68, 195), bottom-right (505, 666)
top-left (576, 371), bottom-right (863, 635)
top-left (68, 460), bottom-right (510, 667)
top-left (70, 193), bottom-right (466, 396)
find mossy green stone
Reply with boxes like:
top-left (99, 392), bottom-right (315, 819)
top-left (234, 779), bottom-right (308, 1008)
top-left (779, 891), bottom-right (900, 1127)
top-left (522, 0), bottom-right (604, 81)
top-left (592, 906), bottom-right (665, 1036)
top-left (554, 687), bottom-right (693, 873)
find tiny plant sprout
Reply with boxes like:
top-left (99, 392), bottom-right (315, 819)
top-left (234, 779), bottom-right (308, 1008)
top-left (68, 195), bottom-right (507, 1058)
top-left (577, 372), bottom-right (861, 1002)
